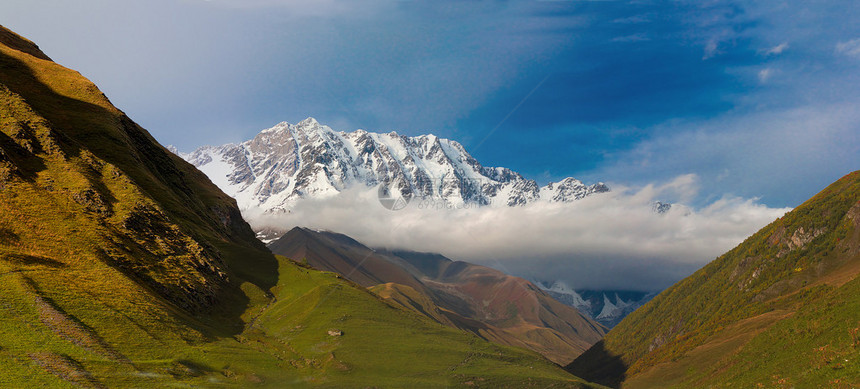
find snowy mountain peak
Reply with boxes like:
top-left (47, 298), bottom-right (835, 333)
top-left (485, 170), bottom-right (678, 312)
top-left (614, 293), bottom-right (632, 309)
top-left (180, 119), bottom-right (610, 217)
top-left (652, 201), bottom-right (672, 214)
top-left (597, 294), bottom-right (620, 320)
top-left (298, 117), bottom-right (319, 126)
top-left (533, 282), bottom-right (657, 328)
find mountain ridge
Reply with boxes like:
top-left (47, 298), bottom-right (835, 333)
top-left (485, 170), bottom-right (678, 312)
top-left (180, 117), bottom-right (609, 219)
top-left (269, 226), bottom-right (607, 365)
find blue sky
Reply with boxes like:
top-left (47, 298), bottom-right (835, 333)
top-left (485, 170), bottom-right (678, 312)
top-left (2, 0), bottom-right (858, 208)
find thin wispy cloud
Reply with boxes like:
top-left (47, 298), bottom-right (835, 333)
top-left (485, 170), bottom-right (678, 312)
top-left (836, 38), bottom-right (860, 58)
top-left (764, 42), bottom-right (789, 56)
top-left (612, 34), bottom-right (650, 43)
top-left (702, 39), bottom-right (720, 60)
top-left (757, 67), bottom-right (773, 83)
top-left (586, 101), bottom-right (860, 208)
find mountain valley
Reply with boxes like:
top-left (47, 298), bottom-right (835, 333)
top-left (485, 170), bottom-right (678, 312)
top-left (1, 17), bottom-right (858, 389)
top-left (0, 25), bottom-right (602, 388)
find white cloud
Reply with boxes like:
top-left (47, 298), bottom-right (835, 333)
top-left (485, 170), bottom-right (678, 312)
top-left (586, 101), bottom-right (860, 208)
top-left (836, 38), bottom-right (860, 58)
top-left (758, 67), bottom-right (773, 83)
top-left (702, 39), bottom-right (719, 60)
top-left (251, 175), bottom-right (789, 291)
top-left (764, 42), bottom-right (789, 56)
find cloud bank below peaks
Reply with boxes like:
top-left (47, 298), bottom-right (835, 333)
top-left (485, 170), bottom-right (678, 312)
top-left (251, 174), bottom-right (790, 291)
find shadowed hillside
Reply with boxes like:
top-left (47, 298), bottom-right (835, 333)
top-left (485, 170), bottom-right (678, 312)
top-left (0, 23), bottom-right (275, 332)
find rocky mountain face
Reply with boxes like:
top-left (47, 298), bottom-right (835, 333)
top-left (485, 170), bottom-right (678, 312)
top-left (567, 171), bottom-right (860, 388)
top-left (533, 281), bottom-right (657, 328)
top-left (268, 227), bottom-right (607, 365)
top-left (180, 118), bottom-right (608, 216)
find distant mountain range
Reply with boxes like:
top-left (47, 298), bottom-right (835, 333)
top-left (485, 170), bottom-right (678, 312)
top-left (178, 119), bottom-right (665, 329)
top-left (179, 118), bottom-right (609, 216)
top-left (533, 281), bottom-right (657, 328)
top-left (268, 227), bottom-right (607, 365)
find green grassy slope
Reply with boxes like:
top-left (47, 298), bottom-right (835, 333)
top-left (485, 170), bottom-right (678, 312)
top-left (0, 251), bottom-right (602, 387)
top-left (245, 256), bottom-right (603, 387)
top-left (0, 25), bottom-right (598, 387)
top-left (567, 171), bottom-right (860, 388)
top-left (369, 282), bottom-right (460, 327)
top-left (270, 227), bottom-right (606, 365)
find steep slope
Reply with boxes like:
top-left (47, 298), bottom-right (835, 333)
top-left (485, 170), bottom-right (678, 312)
top-left (269, 227), bottom-right (607, 365)
top-left (568, 170), bottom-right (860, 388)
top-left (0, 25), bottom-right (600, 387)
top-left (180, 119), bottom-right (609, 219)
top-left (0, 22), bottom-right (272, 329)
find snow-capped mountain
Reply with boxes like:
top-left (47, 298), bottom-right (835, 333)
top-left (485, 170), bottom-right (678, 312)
top-left (534, 280), bottom-right (593, 313)
top-left (180, 118), bottom-right (608, 215)
top-left (533, 280), bottom-right (657, 328)
top-left (652, 201), bottom-right (672, 214)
